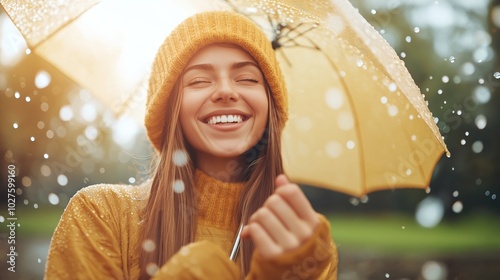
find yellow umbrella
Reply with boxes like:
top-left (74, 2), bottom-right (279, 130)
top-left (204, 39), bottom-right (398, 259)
top-left (1, 0), bottom-right (449, 197)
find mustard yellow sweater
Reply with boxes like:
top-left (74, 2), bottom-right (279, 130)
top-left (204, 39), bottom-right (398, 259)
top-left (45, 170), bottom-right (338, 279)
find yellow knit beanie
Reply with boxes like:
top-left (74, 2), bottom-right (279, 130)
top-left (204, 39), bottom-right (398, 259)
top-left (145, 10), bottom-right (288, 152)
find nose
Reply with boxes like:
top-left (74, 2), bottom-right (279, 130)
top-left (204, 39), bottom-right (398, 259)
top-left (211, 78), bottom-right (239, 102)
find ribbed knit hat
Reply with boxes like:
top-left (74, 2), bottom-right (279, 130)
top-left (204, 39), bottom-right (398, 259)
top-left (145, 10), bottom-right (288, 152)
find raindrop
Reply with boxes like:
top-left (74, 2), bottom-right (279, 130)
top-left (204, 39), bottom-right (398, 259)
top-left (43, 153), bottom-right (49, 159)
top-left (14, 91), bottom-right (20, 98)
top-left (453, 191), bottom-right (459, 197)
top-left (80, 103), bottom-right (97, 122)
top-left (30, 136), bottom-right (36, 142)
top-left (385, 273), bottom-right (390, 278)
top-left (449, 56), bottom-right (455, 63)
top-left (356, 59), bottom-right (364, 67)
top-left (457, 110), bottom-right (462, 116)
top-left (414, 27), bottom-right (420, 33)
top-left (494, 72), bottom-right (500, 79)
top-left (422, 261), bottom-right (447, 280)
top-left (415, 196), bottom-right (444, 228)
top-left (360, 196), bottom-right (369, 203)
top-left (59, 105), bottom-right (74, 121)
top-left (84, 177), bottom-right (90, 183)
top-left (325, 88), bottom-right (344, 109)
top-left (142, 239), bottom-right (156, 252)
top-left (380, 96), bottom-right (388, 104)
top-left (172, 149), bottom-right (189, 166)
top-left (475, 115), bottom-right (487, 130)
top-left (25, 96), bottom-right (31, 102)
top-left (349, 197), bottom-right (360, 206)
top-left (406, 169), bottom-right (412, 176)
top-left (452, 201), bottom-right (463, 213)
top-left (38, 258), bottom-right (41, 263)
top-left (478, 78), bottom-right (485, 84)
top-left (24, 199), bottom-right (28, 205)
top-left (146, 263), bottom-right (159, 276)
top-left (99, 168), bottom-right (105, 174)
top-left (476, 178), bottom-right (482, 185)
top-left (21, 176), bottom-right (31, 187)
top-left (172, 180), bottom-right (185, 193)
top-left (402, 226), bottom-right (405, 229)
top-left (405, 36), bottom-right (412, 43)
top-left (411, 135), bottom-right (417, 141)
top-left (465, 131), bottom-right (469, 136)
top-left (37, 121), bottom-right (45, 129)
top-left (85, 126), bottom-right (99, 140)
top-left (128, 177), bottom-right (136, 184)
top-left (48, 193), bottom-right (60, 205)
top-left (472, 141), bottom-right (483, 153)
top-left (400, 52), bottom-right (406, 58)
top-left (485, 191), bottom-right (490, 196)
top-left (409, 114), bottom-right (414, 120)
top-left (40, 165), bottom-right (51, 176)
top-left (346, 140), bottom-right (355, 150)
top-left (460, 139), bottom-right (466, 145)
top-left (453, 76), bottom-right (461, 84)
top-left (46, 130), bottom-right (54, 139)
top-left (441, 76), bottom-right (449, 83)
top-left (57, 174), bottom-right (68, 186)
top-left (0, 216), bottom-right (4, 223)
top-left (371, 9), bottom-right (376, 14)
top-left (461, 62), bottom-right (475, 75)
top-left (492, 194), bottom-right (497, 200)
top-left (437, 89), bottom-right (443, 95)
top-left (13, 123), bottom-right (18, 129)
top-left (26, 49), bottom-right (31, 55)
top-left (34, 70), bottom-right (51, 89)
top-left (40, 102), bottom-right (49, 111)
top-left (34, 203), bottom-right (39, 209)
top-left (473, 86), bottom-right (491, 104)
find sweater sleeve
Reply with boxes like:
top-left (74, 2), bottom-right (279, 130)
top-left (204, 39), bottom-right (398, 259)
top-left (44, 185), bottom-right (125, 279)
top-left (152, 240), bottom-right (240, 280)
top-left (245, 214), bottom-right (338, 280)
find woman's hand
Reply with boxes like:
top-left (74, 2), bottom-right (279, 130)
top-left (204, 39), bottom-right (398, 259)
top-left (241, 174), bottom-right (320, 259)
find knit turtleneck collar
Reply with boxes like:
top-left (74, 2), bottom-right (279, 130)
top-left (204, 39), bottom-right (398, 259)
top-left (195, 169), bottom-right (245, 231)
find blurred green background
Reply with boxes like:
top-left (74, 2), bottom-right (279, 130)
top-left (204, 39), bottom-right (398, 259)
top-left (1, 0), bottom-right (499, 279)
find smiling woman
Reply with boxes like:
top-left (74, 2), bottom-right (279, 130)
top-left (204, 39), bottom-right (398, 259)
top-left (44, 11), bottom-right (338, 280)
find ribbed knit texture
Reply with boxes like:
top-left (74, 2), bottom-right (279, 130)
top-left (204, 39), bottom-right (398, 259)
top-left (145, 11), bottom-right (288, 152)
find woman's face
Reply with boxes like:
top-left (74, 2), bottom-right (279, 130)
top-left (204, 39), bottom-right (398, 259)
top-left (179, 44), bottom-right (269, 162)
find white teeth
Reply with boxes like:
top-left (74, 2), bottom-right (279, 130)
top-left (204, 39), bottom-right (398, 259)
top-left (207, 115), bottom-right (243, 125)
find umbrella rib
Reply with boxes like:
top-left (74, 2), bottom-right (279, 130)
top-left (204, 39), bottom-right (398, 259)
top-left (327, 59), bottom-right (368, 195)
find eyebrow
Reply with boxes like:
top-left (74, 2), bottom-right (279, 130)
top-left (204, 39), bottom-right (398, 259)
top-left (182, 61), bottom-right (261, 74)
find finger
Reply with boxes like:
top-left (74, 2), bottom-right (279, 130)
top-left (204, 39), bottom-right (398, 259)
top-left (244, 223), bottom-right (282, 259)
top-left (275, 174), bottom-right (289, 188)
top-left (248, 207), bottom-right (299, 250)
top-left (275, 183), bottom-right (319, 227)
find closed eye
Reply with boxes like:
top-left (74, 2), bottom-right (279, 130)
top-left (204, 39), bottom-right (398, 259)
top-left (238, 78), bottom-right (259, 83)
top-left (188, 78), bottom-right (211, 86)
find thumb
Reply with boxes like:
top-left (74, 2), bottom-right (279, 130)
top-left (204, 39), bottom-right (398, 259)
top-left (275, 174), bottom-right (290, 189)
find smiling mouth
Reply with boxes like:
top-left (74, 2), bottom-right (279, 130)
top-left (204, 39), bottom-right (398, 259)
top-left (205, 114), bottom-right (246, 125)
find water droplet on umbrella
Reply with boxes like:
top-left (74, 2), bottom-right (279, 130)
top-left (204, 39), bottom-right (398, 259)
top-left (325, 141), bottom-right (342, 158)
top-left (346, 140), bottom-right (355, 150)
top-left (406, 169), bottom-right (412, 176)
top-left (360, 196), bottom-right (369, 203)
top-left (172, 149), bottom-right (189, 166)
top-left (388, 83), bottom-right (397, 92)
top-left (172, 180), bottom-right (185, 193)
top-left (142, 239), bottom-right (156, 252)
top-left (380, 96), bottom-right (388, 104)
top-left (409, 114), bottom-right (414, 120)
top-left (325, 88), bottom-right (344, 109)
top-left (452, 201), bottom-right (463, 213)
top-left (13, 123), bottom-right (18, 129)
top-left (494, 72), bottom-right (500, 79)
top-left (356, 59), bottom-right (364, 67)
top-left (146, 263), bottom-right (159, 276)
top-left (34, 70), bottom-right (51, 89)
top-left (441, 76), bottom-right (449, 83)
top-left (57, 174), bottom-right (68, 186)
top-left (48, 193), bottom-right (60, 205)
top-left (388, 105), bottom-right (399, 116)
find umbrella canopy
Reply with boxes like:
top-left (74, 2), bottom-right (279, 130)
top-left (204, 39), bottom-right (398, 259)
top-left (1, 0), bottom-right (449, 197)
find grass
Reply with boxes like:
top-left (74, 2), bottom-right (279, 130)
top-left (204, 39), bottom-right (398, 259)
top-left (11, 206), bottom-right (500, 256)
top-left (327, 211), bottom-right (500, 256)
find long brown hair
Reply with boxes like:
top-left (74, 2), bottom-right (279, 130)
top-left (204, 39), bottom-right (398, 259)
top-left (138, 81), bottom-right (285, 279)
